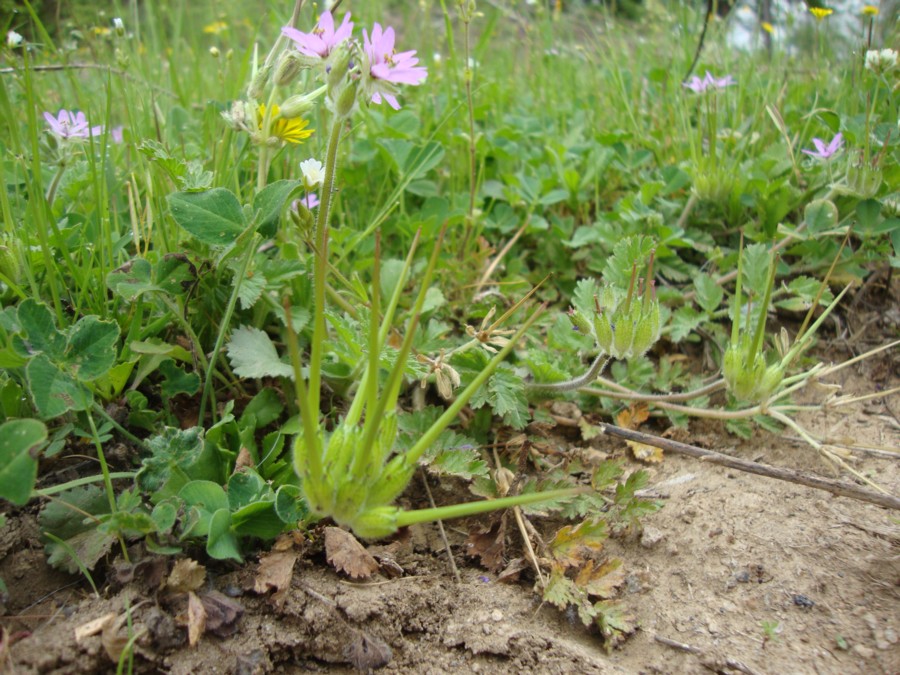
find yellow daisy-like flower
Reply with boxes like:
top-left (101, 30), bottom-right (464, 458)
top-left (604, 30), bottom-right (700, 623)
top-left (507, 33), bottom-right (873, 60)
top-left (92, 26), bottom-right (112, 37)
top-left (203, 21), bottom-right (228, 35)
top-left (257, 104), bottom-right (314, 145)
top-left (761, 22), bottom-right (774, 34)
top-left (862, 5), bottom-right (879, 16)
top-left (809, 7), bottom-right (833, 20)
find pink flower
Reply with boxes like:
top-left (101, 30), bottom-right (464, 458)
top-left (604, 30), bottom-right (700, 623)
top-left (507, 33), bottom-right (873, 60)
top-left (282, 11), bottom-right (353, 59)
top-left (362, 23), bottom-right (427, 110)
top-left (801, 133), bottom-right (843, 160)
top-left (43, 109), bottom-right (103, 139)
top-left (683, 71), bottom-right (735, 94)
top-left (110, 125), bottom-right (124, 143)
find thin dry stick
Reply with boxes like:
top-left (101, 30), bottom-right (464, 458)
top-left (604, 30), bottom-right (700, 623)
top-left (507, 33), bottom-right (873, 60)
top-left (421, 472), bottom-right (461, 584)
top-left (598, 423), bottom-right (900, 511)
top-left (654, 634), bottom-right (765, 675)
top-left (473, 220), bottom-right (528, 296)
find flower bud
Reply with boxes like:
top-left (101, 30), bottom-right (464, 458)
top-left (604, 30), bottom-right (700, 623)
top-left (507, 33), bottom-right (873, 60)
top-left (568, 309), bottom-right (592, 334)
top-left (248, 63), bottom-right (273, 99)
top-left (279, 94), bottom-right (314, 119)
top-left (847, 164), bottom-right (882, 199)
top-left (209, 46), bottom-right (220, 58)
top-left (327, 45), bottom-right (353, 94)
top-left (334, 79), bottom-right (359, 118)
top-left (274, 50), bottom-right (304, 87)
top-left (593, 312), bottom-right (614, 354)
top-left (0, 243), bottom-right (20, 283)
top-left (112, 17), bottom-right (125, 37)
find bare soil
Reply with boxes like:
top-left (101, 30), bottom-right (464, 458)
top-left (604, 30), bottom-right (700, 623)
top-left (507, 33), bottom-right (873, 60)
top-left (2, 330), bottom-right (898, 674)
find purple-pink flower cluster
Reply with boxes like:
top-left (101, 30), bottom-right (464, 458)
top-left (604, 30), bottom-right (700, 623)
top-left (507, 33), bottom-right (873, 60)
top-left (683, 71), bottom-right (736, 94)
top-left (281, 11), bottom-right (427, 111)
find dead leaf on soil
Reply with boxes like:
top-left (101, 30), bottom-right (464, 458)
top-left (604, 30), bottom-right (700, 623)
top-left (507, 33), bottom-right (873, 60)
top-left (616, 404), bottom-right (663, 463)
top-left (199, 591), bottom-right (244, 637)
top-left (187, 591), bottom-right (207, 647)
top-left (497, 557), bottom-right (528, 584)
top-left (344, 631), bottom-right (393, 671)
top-left (166, 558), bottom-right (206, 593)
top-left (465, 515), bottom-right (507, 573)
top-left (101, 614), bottom-right (131, 662)
top-left (74, 612), bottom-right (116, 642)
top-left (550, 518), bottom-right (608, 568)
top-left (253, 550), bottom-right (297, 607)
top-left (575, 558), bottom-right (626, 599)
top-left (324, 527), bottom-right (379, 579)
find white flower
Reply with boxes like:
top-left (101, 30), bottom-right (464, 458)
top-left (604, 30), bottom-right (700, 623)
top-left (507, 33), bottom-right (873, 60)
top-left (7, 30), bottom-right (23, 48)
top-left (300, 158), bottom-right (325, 188)
top-left (865, 48), bottom-right (898, 75)
top-left (112, 17), bottom-right (125, 36)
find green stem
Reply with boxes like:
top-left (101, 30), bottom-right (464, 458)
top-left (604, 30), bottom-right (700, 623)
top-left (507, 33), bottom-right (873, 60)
top-left (33, 472), bottom-right (136, 498)
top-left (395, 488), bottom-right (587, 528)
top-left (199, 235), bottom-right (258, 424)
top-left (309, 116), bottom-right (344, 415)
top-left (86, 410), bottom-right (128, 561)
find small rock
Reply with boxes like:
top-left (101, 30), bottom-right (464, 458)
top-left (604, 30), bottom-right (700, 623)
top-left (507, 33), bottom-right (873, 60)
top-left (641, 526), bottom-right (665, 549)
top-left (666, 543), bottom-right (679, 556)
top-left (882, 627), bottom-right (898, 645)
top-left (482, 624), bottom-right (492, 636)
top-left (706, 618), bottom-right (720, 634)
top-left (851, 645), bottom-right (875, 659)
top-left (490, 609), bottom-right (503, 622)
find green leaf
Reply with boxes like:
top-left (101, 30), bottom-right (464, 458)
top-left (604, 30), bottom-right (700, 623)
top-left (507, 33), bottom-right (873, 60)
top-left (167, 188), bottom-right (246, 246)
top-left (137, 427), bottom-right (224, 496)
top-left (742, 244), bottom-right (771, 297)
top-left (667, 306), bottom-right (703, 343)
top-left (15, 300), bottom-right (65, 358)
top-left (572, 278), bottom-right (601, 319)
top-left (206, 508), bottom-right (242, 561)
top-left (158, 359), bottom-right (201, 398)
top-left (693, 273), bottom-right (723, 314)
top-left (240, 388), bottom-right (284, 429)
top-left (0, 419), bottom-right (47, 505)
top-left (804, 199), bottom-right (839, 235)
top-left (65, 316), bottom-right (119, 381)
top-left (40, 485), bottom-right (115, 573)
top-left (106, 258), bottom-right (155, 301)
top-left (275, 484), bottom-right (308, 524)
top-left (26, 354), bottom-right (93, 418)
top-left (237, 270), bottom-right (266, 310)
top-left (488, 365), bottom-right (529, 429)
top-left (254, 179), bottom-right (298, 237)
top-left (226, 326), bottom-right (294, 379)
top-left (855, 199), bottom-right (882, 232)
top-left (227, 470), bottom-right (272, 511)
top-left (107, 255), bottom-right (196, 301)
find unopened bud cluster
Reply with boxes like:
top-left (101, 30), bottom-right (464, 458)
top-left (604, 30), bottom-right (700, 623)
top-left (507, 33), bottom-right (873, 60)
top-left (723, 340), bottom-right (784, 404)
top-left (569, 255), bottom-right (661, 361)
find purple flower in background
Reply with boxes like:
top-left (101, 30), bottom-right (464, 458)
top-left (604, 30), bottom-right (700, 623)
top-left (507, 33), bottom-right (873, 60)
top-left (683, 71), bottom-right (735, 94)
top-left (801, 133), bottom-right (843, 160)
top-left (282, 11), bottom-right (353, 59)
top-left (43, 109), bottom-right (103, 139)
top-left (292, 193), bottom-right (319, 210)
top-left (110, 125), bottom-right (124, 143)
top-left (362, 23), bottom-right (427, 110)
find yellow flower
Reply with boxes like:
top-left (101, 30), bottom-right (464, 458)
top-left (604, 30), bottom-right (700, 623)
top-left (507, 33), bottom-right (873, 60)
top-left (92, 26), bottom-right (112, 37)
top-left (809, 7), bottom-right (833, 20)
top-left (761, 22), bottom-right (774, 34)
top-left (257, 104), bottom-right (314, 145)
top-left (862, 5), bottom-right (879, 16)
top-left (203, 21), bottom-right (228, 35)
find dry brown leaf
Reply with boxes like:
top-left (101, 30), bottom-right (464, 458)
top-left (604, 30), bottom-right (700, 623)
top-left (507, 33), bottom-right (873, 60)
top-left (199, 591), bottom-right (244, 637)
top-left (74, 612), bottom-right (116, 642)
top-left (101, 614), bottom-right (130, 662)
top-left (166, 558), bottom-right (206, 593)
top-left (576, 558), bottom-right (626, 599)
top-left (616, 403), bottom-right (663, 463)
top-left (253, 550), bottom-right (297, 607)
top-left (324, 527), bottom-right (379, 579)
top-left (465, 515), bottom-right (507, 572)
top-left (344, 631), bottom-right (393, 671)
top-left (187, 591), bottom-right (207, 647)
top-left (497, 557), bottom-right (528, 584)
top-left (234, 447), bottom-right (255, 472)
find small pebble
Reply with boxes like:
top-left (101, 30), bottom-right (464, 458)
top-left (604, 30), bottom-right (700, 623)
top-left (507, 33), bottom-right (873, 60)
top-left (851, 645), bottom-right (874, 659)
top-left (793, 594), bottom-right (814, 610)
top-left (490, 609), bottom-right (503, 622)
top-left (640, 526), bottom-right (665, 549)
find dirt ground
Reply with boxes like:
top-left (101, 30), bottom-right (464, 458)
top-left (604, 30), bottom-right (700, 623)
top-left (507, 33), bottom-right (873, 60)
top-left (1, 317), bottom-right (898, 674)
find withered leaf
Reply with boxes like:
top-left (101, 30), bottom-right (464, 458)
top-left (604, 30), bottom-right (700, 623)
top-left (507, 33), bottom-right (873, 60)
top-left (74, 612), bottom-right (116, 642)
top-left (166, 558), bottom-right (206, 593)
top-left (497, 557), bottom-right (528, 584)
top-left (234, 447), bottom-right (255, 472)
top-left (616, 404), bottom-right (663, 463)
top-left (549, 518), bottom-right (608, 568)
top-left (465, 515), bottom-right (506, 572)
top-left (187, 591), bottom-right (207, 647)
top-left (101, 614), bottom-right (130, 662)
top-left (575, 558), bottom-right (626, 599)
top-left (253, 550), bottom-right (297, 607)
top-left (344, 631), bottom-right (393, 671)
top-left (324, 527), bottom-right (379, 579)
top-left (199, 590), bottom-right (244, 637)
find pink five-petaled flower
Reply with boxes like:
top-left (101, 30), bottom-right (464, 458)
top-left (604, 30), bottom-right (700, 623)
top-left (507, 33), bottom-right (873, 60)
top-left (362, 23), bottom-right (427, 110)
top-left (282, 11), bottom-right (353, 60)
top-left (43, 109), bottom-right (104, 139)
top-left (683, 71), bottom-right (736, 94)
top-left (802, 133), bottom-right (843, 160)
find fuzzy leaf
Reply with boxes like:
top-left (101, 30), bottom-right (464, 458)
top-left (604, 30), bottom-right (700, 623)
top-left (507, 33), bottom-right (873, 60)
top-left (167, 188), bottom-right (246, 246)
top-left (0, 419), bottom-right (47, 505)
top-left (226, 326), bottom-right (294, 379)
top-left (693, 272), bottom-right (723, 314)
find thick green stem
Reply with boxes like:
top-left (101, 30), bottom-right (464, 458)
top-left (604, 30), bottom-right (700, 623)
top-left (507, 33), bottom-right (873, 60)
top-left (395, 488), bottom-right (587, 528)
